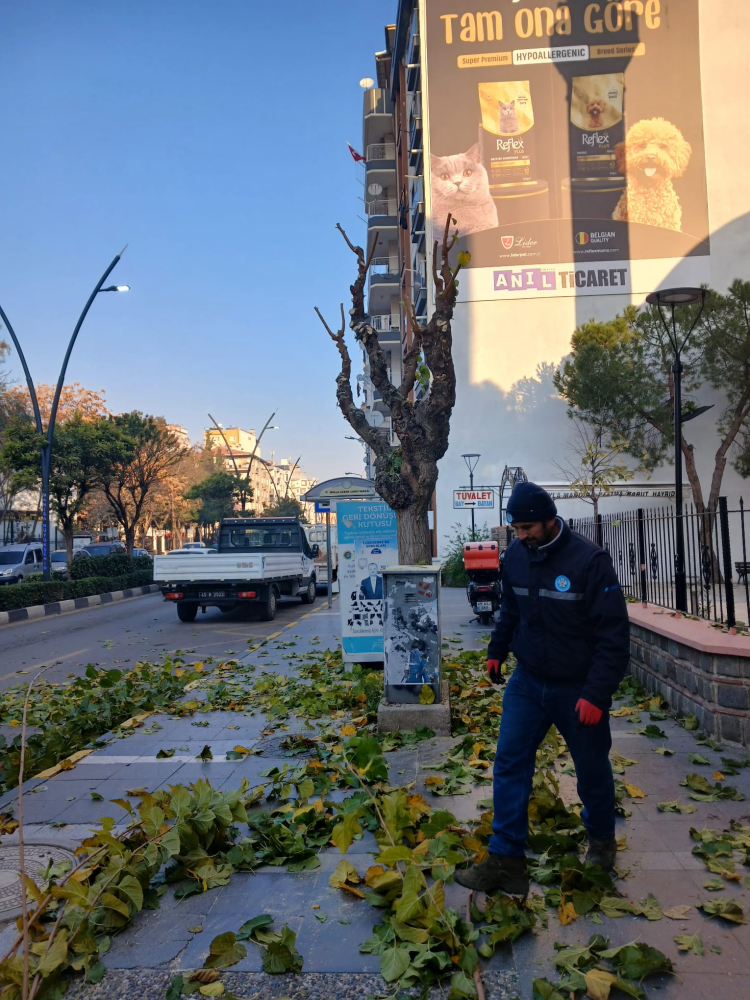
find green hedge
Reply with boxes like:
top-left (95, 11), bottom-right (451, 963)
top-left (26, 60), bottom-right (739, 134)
top-left (70, 552), bottom-right (152, 580)
top-left (0, 571), bottom-right (153, 613)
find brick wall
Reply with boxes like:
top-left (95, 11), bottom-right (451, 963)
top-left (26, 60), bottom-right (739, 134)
top-left (629, 618), bottom-right (750, 747)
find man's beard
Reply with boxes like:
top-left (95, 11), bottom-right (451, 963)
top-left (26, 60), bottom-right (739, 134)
top-left (524, 523), bottom-right (557, 549)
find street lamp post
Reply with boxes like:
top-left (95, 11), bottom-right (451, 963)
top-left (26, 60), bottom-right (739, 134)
top-left (461, 453), bottom-right (481, 541)
top-left (645, 286), bottom-right (707, 614)
top-left (0, 250), bottom-right (129, 580)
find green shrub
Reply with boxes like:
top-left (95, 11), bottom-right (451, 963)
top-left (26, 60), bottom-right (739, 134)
top-left (440, 522), bottom-right (491, 587)
top-left (70, 552), bottom-right (151, 580)
top-left (0, 571), bottom-right (153, 612)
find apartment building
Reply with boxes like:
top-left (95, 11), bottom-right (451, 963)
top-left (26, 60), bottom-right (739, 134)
top-left (361, 0), bottom-right (750, 549)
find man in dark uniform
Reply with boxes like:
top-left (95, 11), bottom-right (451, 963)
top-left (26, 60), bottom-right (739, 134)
top-left (455, 482), bottom-right (630, 895)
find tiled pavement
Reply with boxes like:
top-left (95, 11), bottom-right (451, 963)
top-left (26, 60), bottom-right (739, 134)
top-left (1, 589), bottom-right (749, 998)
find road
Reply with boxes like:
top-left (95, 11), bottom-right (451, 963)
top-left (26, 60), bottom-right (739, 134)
top-left (0, 591), bottom-right (330, 692)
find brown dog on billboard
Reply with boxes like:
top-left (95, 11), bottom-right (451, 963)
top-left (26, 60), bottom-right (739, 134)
top-left (612, 118), bottom-right (693, 232)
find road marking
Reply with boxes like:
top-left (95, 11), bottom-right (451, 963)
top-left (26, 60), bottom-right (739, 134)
top-left (0, 647), bottom-right (90, 683)
top-left (267, 631), bottom-right (283, 639)
top-left (285, 622), bottom-right (298, 629)
top-left (300, 613), bottom-right (310, 619)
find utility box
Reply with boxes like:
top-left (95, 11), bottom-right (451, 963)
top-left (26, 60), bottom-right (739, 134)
top-left (382, 566), bottom-right (441, 706)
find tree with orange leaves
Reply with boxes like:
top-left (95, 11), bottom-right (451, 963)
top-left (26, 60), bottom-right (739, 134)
top-left (6, 383), bottom-right (108, 424)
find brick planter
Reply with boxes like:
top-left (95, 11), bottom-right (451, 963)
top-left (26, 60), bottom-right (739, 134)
top-left (628, 604), bottom-right (750, 746)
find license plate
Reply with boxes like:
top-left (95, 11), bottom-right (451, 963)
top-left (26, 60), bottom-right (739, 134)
top-left (476, 601), bottom-right (493, 612)
top-left (198, 591), bottom-right (226, 599)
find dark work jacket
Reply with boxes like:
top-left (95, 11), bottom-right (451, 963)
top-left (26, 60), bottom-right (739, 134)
top-left (487, 519), bottom-right (630, 709)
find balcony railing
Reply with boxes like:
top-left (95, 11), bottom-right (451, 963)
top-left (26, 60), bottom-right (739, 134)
top-left (366, 198), bottom-right (397, 217)
top-left (370, 314), bottom-right (399, 332)
top-left (367, 142), bottom-right (396, 162)
top-left (370, 257), bottom-right (400, 276)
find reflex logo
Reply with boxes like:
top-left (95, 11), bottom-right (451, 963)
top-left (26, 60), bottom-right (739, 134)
top-left (576, 232), bottom-right (589, 245)
top-left (493, 268), bottom-right (556, 292)
top-left (501, 236), bottom-right (514, 249)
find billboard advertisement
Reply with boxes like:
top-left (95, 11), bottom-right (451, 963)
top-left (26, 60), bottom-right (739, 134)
top-left (422, 0), bottom-right (710, 299)
top-left (336, 501), bottom-right (398, 663)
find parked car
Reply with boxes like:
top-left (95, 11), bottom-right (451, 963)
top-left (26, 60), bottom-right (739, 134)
top-left (181, 542), bottom-right (206, 550)
top-left (73, 542), bottom-right (126, 560)
top-left (51, 550), bottom-right (69, 573)
top-left (166, 548), bottom-right (217, 555)
top-left (132, 548), bottom-right (152, 558)
top-left (0, 543), bottom-right (44, 585)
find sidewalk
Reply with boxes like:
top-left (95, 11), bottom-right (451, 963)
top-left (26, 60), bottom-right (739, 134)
top-left (0, 589), bottom-right (748, 999)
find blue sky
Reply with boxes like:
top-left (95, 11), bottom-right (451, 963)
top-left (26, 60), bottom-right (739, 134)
top-left (1, 0), bottom-right (394, 482)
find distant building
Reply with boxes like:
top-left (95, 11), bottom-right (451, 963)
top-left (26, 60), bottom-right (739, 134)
top-left (168, 424), bottom-right (191, 450)
top-left (205, 426), bottom-right (258, 455)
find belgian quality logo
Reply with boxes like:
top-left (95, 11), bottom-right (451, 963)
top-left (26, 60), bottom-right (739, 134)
top-left (576, 232), bottom-right (589, 245)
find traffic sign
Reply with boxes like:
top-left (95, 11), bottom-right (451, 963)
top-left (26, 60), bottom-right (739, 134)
top-left (453, 489), bottom-right (495, 510)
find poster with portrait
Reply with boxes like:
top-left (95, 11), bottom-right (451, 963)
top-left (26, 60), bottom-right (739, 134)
top-left (336, 501), bottom-right (398, 663)
top-left (422, 0), bottom-right (710, 298)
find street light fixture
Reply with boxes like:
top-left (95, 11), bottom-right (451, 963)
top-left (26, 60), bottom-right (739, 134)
top-left (645, 286), bottom-right (707, 613)
top-left (0, 247), bottom-right (129, 579)
top-left (461, 453), bottom-right (481, 540)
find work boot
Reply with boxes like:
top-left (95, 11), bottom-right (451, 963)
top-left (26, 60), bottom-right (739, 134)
top-left (454, 854), bottom-right (529, 895)
top-left (586, 836), bottom-right (617, 871)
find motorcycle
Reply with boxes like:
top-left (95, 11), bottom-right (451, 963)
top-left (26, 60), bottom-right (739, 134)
top-left (463, 540), bottom-right (503, 626)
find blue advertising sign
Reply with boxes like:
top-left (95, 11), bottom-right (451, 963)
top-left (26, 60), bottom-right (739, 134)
top-left (336, 500), bottom-right (398, 663)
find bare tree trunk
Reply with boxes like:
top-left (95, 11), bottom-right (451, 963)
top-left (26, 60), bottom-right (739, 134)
top-left (395, 503), bottom-right (433, 565)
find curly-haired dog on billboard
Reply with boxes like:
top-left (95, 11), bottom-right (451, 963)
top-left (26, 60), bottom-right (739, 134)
top-left (430, 143), bottom-right (498, 236)
top-left (612, 118), bottom-right (692, 232)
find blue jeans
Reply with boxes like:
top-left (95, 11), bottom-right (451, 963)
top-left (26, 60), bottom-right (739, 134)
top-left (489, 667), bottom-right (615, 857)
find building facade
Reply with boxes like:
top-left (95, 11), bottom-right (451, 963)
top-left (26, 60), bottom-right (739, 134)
top-left (360, 0), bottom-right (750, 554)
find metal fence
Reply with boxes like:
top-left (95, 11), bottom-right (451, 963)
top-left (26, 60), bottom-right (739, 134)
top-left (570, 498), bottom-right (750, 629)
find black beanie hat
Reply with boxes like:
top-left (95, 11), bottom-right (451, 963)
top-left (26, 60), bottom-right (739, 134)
top-left (506, 482), bottom-right (557, 523)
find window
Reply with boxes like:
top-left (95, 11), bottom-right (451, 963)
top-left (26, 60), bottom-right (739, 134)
top-left (25, 551), bottom-right (35, 565)
top-left (226, 526), bottom-right (299, 550)
top-left (34, 550), bottom-right (42, 564)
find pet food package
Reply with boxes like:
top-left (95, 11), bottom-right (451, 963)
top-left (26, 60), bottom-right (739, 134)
top-left (570, 74), bottom-right (625, 180)
top-left (478, 81), bottom-right (536, 185)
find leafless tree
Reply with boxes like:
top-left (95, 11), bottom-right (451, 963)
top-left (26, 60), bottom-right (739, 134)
top-left (316, 217), bottom-right (466, 564)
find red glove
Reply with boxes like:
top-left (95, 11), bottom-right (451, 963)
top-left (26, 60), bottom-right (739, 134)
top-left (487, 660), bottom-right (503, 684)
top-left (576, 698), bottom-right (603, 726)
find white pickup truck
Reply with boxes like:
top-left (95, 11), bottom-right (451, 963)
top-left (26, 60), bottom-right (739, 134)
top-left (153, 516), bottom-right (320, 622)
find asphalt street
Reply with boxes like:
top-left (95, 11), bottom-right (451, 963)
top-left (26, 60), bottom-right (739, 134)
top-left (0, 591), bottom-right (330, 691)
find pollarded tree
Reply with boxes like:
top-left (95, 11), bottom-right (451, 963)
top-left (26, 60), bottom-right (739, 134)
top-left (554, 417), bottom-right (635, 519)
top-left (316, 219), bottom-right (466, 564)
top-left (97, 412), bottom-right (186, 554)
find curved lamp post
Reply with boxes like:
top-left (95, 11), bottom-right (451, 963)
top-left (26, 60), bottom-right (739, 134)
top-left (0, 249), bottom-right (129, 579)
top-left (645, 286), bottom-right (707, 613)
top-left (461, 453), bottom-right (481, 541)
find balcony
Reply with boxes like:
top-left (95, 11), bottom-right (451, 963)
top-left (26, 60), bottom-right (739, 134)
top-left (369, 258), bottom-right (400, 288)
top-left (366, 198), bottom-right (397, 217)
top-left (364, 88), bottom-right (395, 148)
top-left (414, 261), bottom-right (427, 316)
top-left (367, 142), bottom-right (396, 162)
top-left (408, 117), bottom-right (422, 168)
top-left (369, 313), bottom-right (401, 345)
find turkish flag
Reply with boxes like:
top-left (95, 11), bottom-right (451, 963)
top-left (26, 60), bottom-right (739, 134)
top-left (347, 141), bottom-right (365, 163)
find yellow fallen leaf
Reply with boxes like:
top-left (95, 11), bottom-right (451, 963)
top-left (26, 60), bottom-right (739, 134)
top-left (365, 865), bottom-right (385, 886)
top-left (424, 776), bottom-right (445, 786)
top-left (713, 771), bottom-right (725, 781)
top-left (311, 904), bottom-right (320, 909)
top-left (616, 835), bottom-right (628, 851)
top-left (174, 668), bottom-right (185, 678)
top-left (192, 662), bottom-right (204, 672)
top-left (610, 706), bottom-right (637, 717)
top-left (624, 783), bottom-right (646, 799)
top-left (232, 746), bottom-right (251, 754)
top-left (58, 759), bottom-right (74, 771)
top-left (338, 882), bottom-right (365, 899)
top-left (663, 905), bottom-right (692, 919)
top-left (584, 968), bottom-right (617, 1000)
top-left (340, 725), bottom-right (357, 737)
top-left (332, 744), bottom-right (344, 754)
top-left (8, 720), bottom-right (20, 728)
top-left (558, 898), bottom-right (578, 926)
